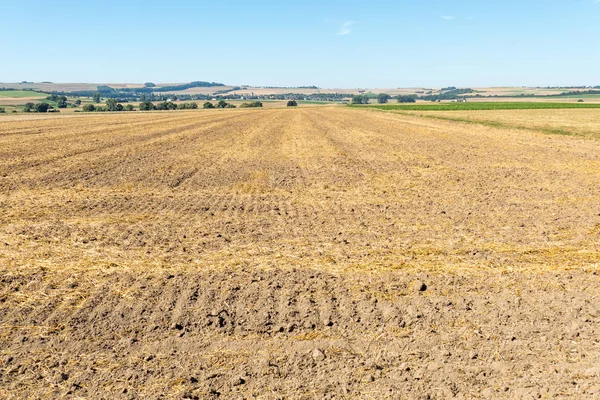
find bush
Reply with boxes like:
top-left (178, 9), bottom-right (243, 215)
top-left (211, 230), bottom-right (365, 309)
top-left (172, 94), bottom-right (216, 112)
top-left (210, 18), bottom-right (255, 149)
top-left (203, 102), bottom-right (215, 109)
top-left (0, 107), bottom-right (5, 113)
top-left (155, 101), bottom-right (177, 110)
top-left (240, 101), bottom-right (263, 108)
top-left (48, 109), bottom-right (60, 113)
top-left (125, 104), bottom-right (135, 111)
top-left (287, 100), bottom-right (298, 107)
top-left (177, 102), bottom-right (199, 110)
top-left (216, 100), bottom-right (237, 108)
top-left (144, 82), bottom-right (156, 88)
top-left (83, 104), bottom-right (96, 112)
top-left (75, 99), bottom-right (82, 106)
top-left (578, 99), bottom-right (584, 102)
top-left (139, 101), bottom-right (155, 111)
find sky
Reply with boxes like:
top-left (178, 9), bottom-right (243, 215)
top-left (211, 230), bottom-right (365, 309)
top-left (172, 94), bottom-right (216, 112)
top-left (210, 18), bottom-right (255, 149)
top-left (1, 0), bottom-right (599, 88)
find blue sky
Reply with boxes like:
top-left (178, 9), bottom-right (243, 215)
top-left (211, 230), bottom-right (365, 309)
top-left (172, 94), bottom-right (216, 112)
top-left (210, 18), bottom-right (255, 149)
top-left (1, 0), bottom-right (599, 87)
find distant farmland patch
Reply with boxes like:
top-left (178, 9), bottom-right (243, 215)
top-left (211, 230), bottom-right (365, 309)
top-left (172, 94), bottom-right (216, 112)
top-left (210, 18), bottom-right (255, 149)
top-left (0, 90), bottom-right (46, 98)
top-left (356, 102), bottom-right (600, 111)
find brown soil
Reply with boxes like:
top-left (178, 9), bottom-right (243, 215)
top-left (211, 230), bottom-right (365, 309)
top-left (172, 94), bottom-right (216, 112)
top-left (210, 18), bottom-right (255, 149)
top-left (1, 108), bottom-right (599, 399)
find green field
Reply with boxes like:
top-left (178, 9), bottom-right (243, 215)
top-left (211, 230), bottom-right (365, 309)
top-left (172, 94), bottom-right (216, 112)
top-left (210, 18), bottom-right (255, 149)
top-left (0, 90), bottom-right (46, 98)
top-left (354, 102), bottom-right (600, 111)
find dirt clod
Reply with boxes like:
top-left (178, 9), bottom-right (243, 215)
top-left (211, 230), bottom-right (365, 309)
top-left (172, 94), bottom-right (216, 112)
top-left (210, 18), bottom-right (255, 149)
top-left (312, 348), bottom-right (326, 361)
top-left (412, 280), bottom-right (427, 292)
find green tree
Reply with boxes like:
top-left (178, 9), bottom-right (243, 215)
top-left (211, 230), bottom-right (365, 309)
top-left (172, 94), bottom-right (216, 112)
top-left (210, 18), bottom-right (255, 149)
top-left (397, 95), bottom-right (417, 103)
top-left (34, 103), bottom-right (50, 112)
top-left (377, 93), bottom-right (391, 104)
top-left (57, 99), bottom-right (68, 108)
top-left (287, 100), bottom-right (298, 107)
top-left (23, 102), bottom-right (34, 112)
top-left (106, 98), bottom-right (119, 111)
top-left (139, 101), bottom-right (155, 111)
top-left (83, 104), bottom-right (96, 112)
top-left (74, 99), bottom-right (82, 106)
top-left (125, 104), bottom-right (135, 111)
top-left (93, 92), bottom-right (101, 103)
top-left (352, 95), bottom-right (368, 104)
top-left (203, 102), bottom-right (215, 109)
top-left (155, 101), bottom-right (177, 110)
top-left (217, 100), bottom-right (228, 108)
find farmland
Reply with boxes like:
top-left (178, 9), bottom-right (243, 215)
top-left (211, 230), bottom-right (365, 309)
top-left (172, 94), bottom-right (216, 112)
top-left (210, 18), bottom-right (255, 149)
top-left (1, 107), bottom-right (600, 398)
top-left (361, 102), bottom-right (600, 111)
top-left (0, 90), bottom-right (46, 99)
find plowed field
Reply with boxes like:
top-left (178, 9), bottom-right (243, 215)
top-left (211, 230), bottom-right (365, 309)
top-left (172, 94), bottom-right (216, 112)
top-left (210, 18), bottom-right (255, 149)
top-left (1, 108), bottom-right (599, 399)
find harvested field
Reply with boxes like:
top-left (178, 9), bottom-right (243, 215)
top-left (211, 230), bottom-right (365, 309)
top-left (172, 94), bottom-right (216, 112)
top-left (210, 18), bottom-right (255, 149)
top-left (1, 108), bottom-right (600, 399)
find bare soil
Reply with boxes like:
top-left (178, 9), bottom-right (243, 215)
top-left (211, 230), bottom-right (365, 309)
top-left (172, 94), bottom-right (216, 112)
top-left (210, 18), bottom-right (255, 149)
top-left (1, 108), bottom-right (599, 399)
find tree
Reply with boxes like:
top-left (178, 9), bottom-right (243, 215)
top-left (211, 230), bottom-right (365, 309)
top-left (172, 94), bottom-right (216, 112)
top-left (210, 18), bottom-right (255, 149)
top-left (0, 107), bottom-right (5, 113)
top-left (83, 104), bottom-right (96, 112)
top-left (34, 103), bottom-right (50, 113)
top-left (177, 102), bottom-right (199, 110)
top-left (125, 104), bottom-right (135, 111)
top-left (377, 93), bottom-right (391, 104)
top-left (23, 102), bottom-right (34, 112)
top-left (57, 99), bottom-right (68, 108)
top-left (106, 98), bottom-right (119, 111)
top-left (287, 100), bottom-right (298, 107)
top-left (74, 99), bottom-right (82, 106)
top-left (352, 95), bottom-right (368, 104)
top-left (203, 102), bottom-right (215, 109)
top-left (397, 95), bottom-right (417, 103)
top-left (155, 101), bottom-right (177, 110)
top-left (139, 101), bottom-right (155, 111)
top-left (217, 100), bottom-right (228, 108)
top-left (93, 92), bottom-right (101, 103)
top-left (144, 82), bottom-right (156, 88)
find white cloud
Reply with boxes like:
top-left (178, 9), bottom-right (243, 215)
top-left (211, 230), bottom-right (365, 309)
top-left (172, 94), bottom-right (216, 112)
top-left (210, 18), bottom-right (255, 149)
top-left (338, 21), bottom-right (354, 35)
top-left (441, 16), bottom-right (456, 20)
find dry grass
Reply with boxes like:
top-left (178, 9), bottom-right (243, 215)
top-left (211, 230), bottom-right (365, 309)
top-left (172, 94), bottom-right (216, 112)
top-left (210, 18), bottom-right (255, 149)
top-left (409, 108), bottom-right (600, 139)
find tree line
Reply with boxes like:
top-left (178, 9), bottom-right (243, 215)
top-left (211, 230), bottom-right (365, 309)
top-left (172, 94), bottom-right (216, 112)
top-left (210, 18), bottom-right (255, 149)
top-left (82, 100), bottom-right (200, 112)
